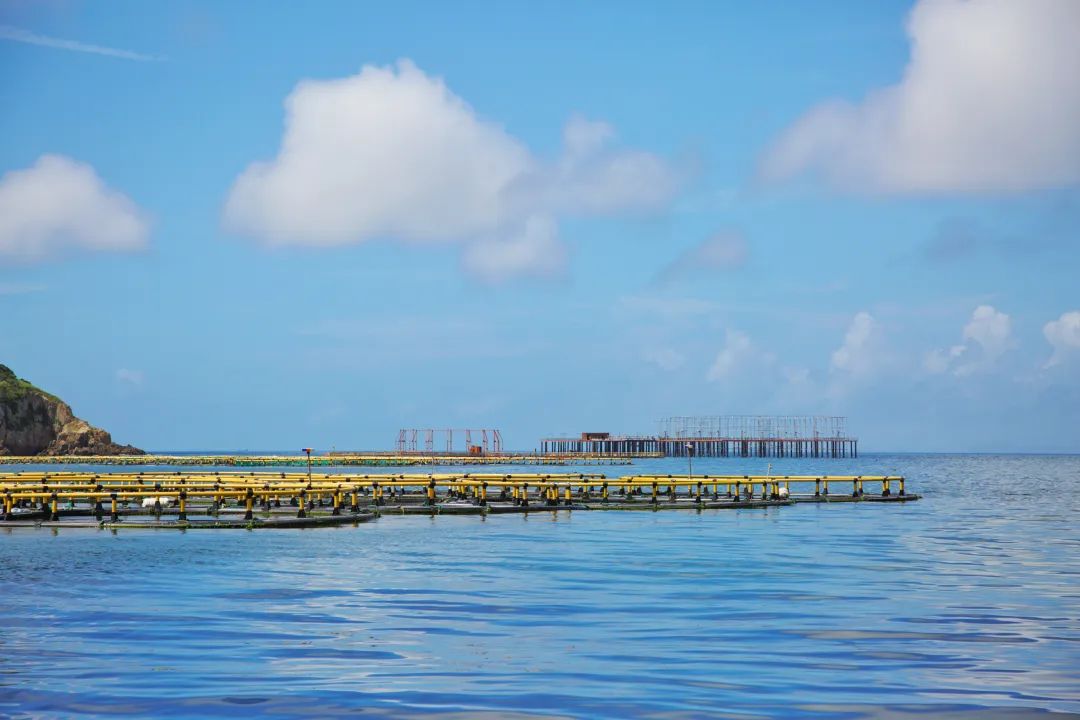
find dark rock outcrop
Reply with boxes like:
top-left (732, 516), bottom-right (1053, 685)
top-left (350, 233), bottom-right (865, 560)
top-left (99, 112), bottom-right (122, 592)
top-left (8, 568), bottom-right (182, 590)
top-left (0, 364), bottom-right (143, 456)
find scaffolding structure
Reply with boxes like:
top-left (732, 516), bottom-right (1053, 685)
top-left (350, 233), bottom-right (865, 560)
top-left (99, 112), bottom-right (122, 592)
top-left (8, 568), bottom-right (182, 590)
top-left (541, 416), bottom-right (856, 458)
top-left (658, 416), bottom-right (847, 440)
top-left (395, 428), bottom-right (503, 455)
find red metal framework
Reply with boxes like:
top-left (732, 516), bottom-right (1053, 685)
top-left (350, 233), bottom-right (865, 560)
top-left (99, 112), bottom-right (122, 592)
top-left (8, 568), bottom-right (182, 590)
top-left (395, 428), bottom-right (504, 455)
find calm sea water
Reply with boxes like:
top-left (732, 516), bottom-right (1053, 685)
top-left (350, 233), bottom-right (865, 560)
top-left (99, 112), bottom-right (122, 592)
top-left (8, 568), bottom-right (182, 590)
top-left (1, 454), bottom-right (1078, 719)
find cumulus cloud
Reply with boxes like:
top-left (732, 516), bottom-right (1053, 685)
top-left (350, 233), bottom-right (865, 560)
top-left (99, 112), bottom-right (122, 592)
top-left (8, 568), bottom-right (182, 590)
top-left (923, 345), bottom-right (962, 374)
top-left (460, 216), bottom-right (566, 283)
top-left (642, 347), bottom-right (685, 371)
top-left (225, 60), bottom-right (527, 245)
top-left (702, 330), bottom-right (816, 408)
top-left (1043, 310), bottom-right (1080, 367)
top-left (925, 305), bottom-right (1013, 375)
top-left (962, 305), bottom-right (1012, 357)
top-left (707, 330), bottom-right (771, 381)
top-left (655, 230), bottom-right (748, 285)
top-left (830, 312), bottom-right (882, 377)
top-left (0, 155), bottom-right (150, 264)
top-left (224, 60), bottom-right (680, 279)
top-left (505, 115), bottom-right (680, 217)
top-left (760, 0), bottom-right (1080, 193)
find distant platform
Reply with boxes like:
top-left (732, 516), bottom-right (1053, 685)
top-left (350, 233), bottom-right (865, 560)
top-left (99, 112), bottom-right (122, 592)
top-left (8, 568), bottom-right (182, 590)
top-left (543, 416), bottom-right (859, 458)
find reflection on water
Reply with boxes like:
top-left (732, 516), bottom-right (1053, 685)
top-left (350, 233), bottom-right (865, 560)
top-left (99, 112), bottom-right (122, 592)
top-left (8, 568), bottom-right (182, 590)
top-left (1, 454), bottom-right (1078, 718)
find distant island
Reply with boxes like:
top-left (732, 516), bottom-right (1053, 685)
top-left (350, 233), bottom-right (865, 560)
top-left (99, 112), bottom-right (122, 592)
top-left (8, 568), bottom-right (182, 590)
top-left (0, 364), bottom-right (143, 456)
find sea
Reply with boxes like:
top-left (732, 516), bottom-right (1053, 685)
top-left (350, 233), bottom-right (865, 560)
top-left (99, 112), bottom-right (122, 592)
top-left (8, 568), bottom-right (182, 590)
top-left (1, 453), bottom-right (1077, 719)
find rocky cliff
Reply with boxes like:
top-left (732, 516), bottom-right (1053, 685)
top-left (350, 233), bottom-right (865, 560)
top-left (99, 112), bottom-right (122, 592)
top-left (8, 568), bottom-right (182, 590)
top-left (0, 365), bottom-right (143, 456)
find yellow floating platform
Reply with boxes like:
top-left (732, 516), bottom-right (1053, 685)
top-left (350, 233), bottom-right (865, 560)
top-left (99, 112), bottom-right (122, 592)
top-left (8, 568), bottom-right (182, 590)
top-left (0, 454), bottom-right (633, 467)
top-left (1, 471), bottom-right (915, 527)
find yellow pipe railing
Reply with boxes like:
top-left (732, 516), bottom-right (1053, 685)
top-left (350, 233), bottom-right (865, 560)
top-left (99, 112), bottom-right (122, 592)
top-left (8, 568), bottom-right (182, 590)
top-left (1, 472), bottom-right (908, 521)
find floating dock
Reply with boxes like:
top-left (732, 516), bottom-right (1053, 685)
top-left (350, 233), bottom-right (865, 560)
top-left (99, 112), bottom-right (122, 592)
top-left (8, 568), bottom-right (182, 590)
top-left (0, 471), bottom-right (916, 529)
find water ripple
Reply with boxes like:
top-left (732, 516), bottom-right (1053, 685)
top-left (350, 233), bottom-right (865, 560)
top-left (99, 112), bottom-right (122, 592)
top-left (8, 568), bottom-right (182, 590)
top-left (1, 454), bottom-right (1078, 718)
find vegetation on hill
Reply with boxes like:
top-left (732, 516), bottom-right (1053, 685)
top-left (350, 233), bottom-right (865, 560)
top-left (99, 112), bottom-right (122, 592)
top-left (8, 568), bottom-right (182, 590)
top-left (0, 364), bottom-right (142, 456)
top-left (0, 364), bottom-right (60, 404)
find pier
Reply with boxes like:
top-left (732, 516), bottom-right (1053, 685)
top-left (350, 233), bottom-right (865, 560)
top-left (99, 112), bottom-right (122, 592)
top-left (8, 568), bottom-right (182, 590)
top-left (542, 415), bottom-right (858, 458)
top-left (0, 470), bottom-right (915, 529)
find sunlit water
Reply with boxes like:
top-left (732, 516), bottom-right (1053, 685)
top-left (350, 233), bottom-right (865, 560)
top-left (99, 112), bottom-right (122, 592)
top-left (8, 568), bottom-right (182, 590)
top-left (1, 454), bottom-right (1078, 719)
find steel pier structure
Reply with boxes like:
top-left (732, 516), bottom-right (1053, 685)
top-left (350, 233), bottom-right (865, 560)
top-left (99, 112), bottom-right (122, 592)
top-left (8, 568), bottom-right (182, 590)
top-left (541, 416), bottom-right (857, 458)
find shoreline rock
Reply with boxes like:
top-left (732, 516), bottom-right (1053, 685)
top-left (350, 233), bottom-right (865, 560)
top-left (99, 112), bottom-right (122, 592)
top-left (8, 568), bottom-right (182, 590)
top-left (0, 364), bottom-right (144, 456)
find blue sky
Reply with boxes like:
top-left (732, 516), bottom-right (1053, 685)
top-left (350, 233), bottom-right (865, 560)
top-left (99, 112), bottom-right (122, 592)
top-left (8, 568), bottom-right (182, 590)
top-left (1, 0), bottom-right (1078, 452)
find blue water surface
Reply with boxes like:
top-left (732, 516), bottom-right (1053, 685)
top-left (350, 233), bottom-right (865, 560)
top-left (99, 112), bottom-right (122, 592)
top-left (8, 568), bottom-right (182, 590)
top-left (1, 454), bottom-right (1078, 719)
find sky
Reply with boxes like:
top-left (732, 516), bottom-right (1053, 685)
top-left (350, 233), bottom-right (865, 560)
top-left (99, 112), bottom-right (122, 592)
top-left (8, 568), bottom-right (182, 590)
top-left (1, 0), bottom-right (1078, 453)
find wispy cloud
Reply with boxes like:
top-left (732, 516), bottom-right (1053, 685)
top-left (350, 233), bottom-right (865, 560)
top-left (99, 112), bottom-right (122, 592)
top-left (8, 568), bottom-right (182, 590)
top-left (616, 295), bottom-right (720, 318)
top-left (653, 230), bottom-right (748, 286)
top-left (115, 368), bottom-right (145, 387)
top-left (0, 282), bottom-right (46, 296)
top-left (0, 24), bottom-right (163, 62)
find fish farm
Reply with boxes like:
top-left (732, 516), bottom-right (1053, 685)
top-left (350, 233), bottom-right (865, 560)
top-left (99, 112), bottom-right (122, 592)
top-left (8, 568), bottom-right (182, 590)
top-left (0, 453), bottom-right (635, 467)
top-left (0, 470), bottom-right (916, 529)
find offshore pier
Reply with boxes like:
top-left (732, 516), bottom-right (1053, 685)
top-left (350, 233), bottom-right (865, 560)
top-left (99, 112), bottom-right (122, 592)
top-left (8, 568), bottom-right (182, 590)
top-left (541, 416), bottom-right (858, 458)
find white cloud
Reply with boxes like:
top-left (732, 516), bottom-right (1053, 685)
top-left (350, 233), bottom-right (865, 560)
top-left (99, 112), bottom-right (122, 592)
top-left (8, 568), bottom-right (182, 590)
top-left (830, 312), bottom-right (881, 376)
top-left (702, 331), bottom-right (817, 409)
top-left (226, 60), bottom-right (528, 246)
top-left (460, 215), bottom-right (566, 284)
top-left (1043, 310), bottom-right (1080, 367)
top-left (0, 155), bottom-right (150, 264)
top-left (707, 330), bottom-right (769, 381)
top-left (926, 305), bottom-right (1013, 375)
top-left (923, 345), bottom-right (964, 374)
top-left (962, 304), bottom-right (1012, 358)
top-left (0, 24), bottom-right (163, 62)
top-left (642, 347), bottom-right (685, 371)
top-left (760, 0), bottom-right (1080, 193)
top-left (655, 230), bottom-right (748, 285)
top-left (224, 60), bottom-right (680, 279)
top-left (506, 115), bottom-right (680, 217)
top-left (115, 368), bottom-right (145, 386)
